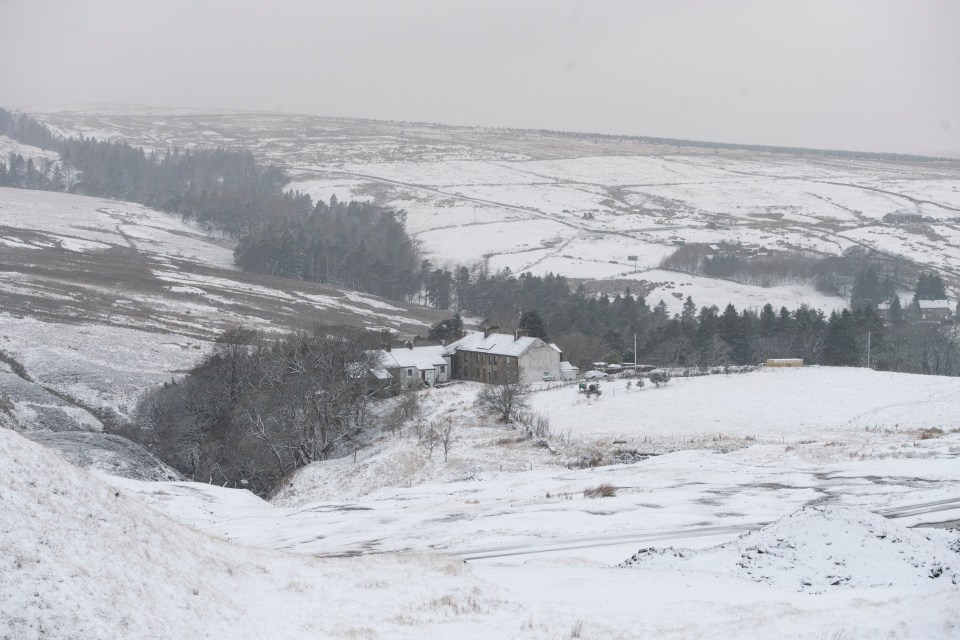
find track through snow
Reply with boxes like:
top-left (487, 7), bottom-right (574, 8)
top-left (455, 496), bottom-right (960, 561)
top-left (5, 427), bottom-right (960, 639)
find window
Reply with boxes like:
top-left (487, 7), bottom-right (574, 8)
top-left (439, 365), bottom-right (445, 373)
top-left (407, 369), bottom-right (413, 376)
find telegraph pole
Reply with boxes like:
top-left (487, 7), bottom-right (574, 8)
top-left (866, 331), bottom-right (872, 369)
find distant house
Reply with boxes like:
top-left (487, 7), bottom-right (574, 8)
top-left (878, 299), bottom-right (953, 323)
top-left (379, 344), bottom-right (451, 389)
top-left (445, 329), bottom-right (562, 384)
top-left (877, 300), bottom-right (897, 322)
top-left (916, 299), bottom-right (953, 322)
top-left (882, 210), bottom-right (923, 225)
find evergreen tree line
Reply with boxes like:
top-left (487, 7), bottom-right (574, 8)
top-left (659, 243), bottom-right (928, 302)
top-left (659, 243), bottom-right (824, 287)
top-left (0, 107), bottom-right (304, 238)
top-left (850, 266), bottom-right (947, 309)
top-left (0, 152), bottom-right (61, 189)
top-left (426, 267), bottom-right (958, 376)
top-left (233, 197), bottom-right (420, 300)
top-left (1, 108), bottom-right (422, 299)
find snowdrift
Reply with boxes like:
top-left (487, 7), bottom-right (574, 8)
top-left (25, 431), bottom-right (181, 481)
top-left (0, 428), bottom-right (505, 639)
top-left (621, 505), bottom-right (959, 592)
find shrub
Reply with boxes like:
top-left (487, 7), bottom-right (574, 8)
top-left (649, 371), bottom-right (671, 387)
top-left (583, 483), bottom-right (616, 498)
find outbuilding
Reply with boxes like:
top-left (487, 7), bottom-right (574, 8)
top-left (766, 358), bottom-right (803, 367)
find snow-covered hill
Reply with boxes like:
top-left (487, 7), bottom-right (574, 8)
top-left (32, 108), bottom-right (960, 313)
top-left (4, 421), bottom-right (960, 639)
top-left (3, 109), bottom-right (959, 639)
top-left (0, 427), bottom-right (514, 639)
top-left (621, 505), bottom-right (959, 592)
top-left (0, 186), bottom-right (442, 429)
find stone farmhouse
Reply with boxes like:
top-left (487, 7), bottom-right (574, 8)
top-left (445, 329), bottom-right (570, 384)
top-left (373, 329), bottom-right (576, 388)
top-left (914, 299), bottom-right (953, 322)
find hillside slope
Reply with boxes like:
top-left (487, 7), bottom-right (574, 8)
top-left (0, 186), bottom-right (443, 426)
top-left (0, 427), bottom-right (516, 639)
top-left (6, 424), bottom-right (959, 639)
top-left (32, 108), bottom-right (960, 312)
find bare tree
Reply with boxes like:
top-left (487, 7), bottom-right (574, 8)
top-left (436, 418), bottom-right (457, 461)
top-left (134, 324), bottom-right (384, 496)
top-left (476, 372), bottom-right (530, 423)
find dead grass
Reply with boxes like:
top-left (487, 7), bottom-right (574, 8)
top-left (583, 483), bottom-right (617, 498)
top-left (570, 619), bottom-right (584, 638)
top-left (919, 427), bottom-right (945, 440)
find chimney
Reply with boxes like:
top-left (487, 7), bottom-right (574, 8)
top-left (483, 326), bottom-right (491, 339)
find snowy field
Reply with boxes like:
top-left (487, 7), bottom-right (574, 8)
top-left (530, 367), bottom-right (960, 444)
top-left (31, 108), bottom-right (960, 313)
top-left (5, 367), bottom-right (960, 638)
top-left (622, 269), bottom-right (846, 315)
top-left (2, 108), bottom-right (958, 638)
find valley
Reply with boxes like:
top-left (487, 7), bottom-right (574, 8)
top-left (1, 108), bottom-right (959, 639)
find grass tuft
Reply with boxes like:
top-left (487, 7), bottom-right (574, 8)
top-left (583, 483), bottom-right (616, 498)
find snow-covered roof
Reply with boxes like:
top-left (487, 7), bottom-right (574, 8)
top-left (560, 361), bottom-right (579, 371)
top-left (379, 345), bottom-right (449, 371)
top-left (444, 331), bottom-right (541, 357)
top-left (548, 343), bottom-right (562, 354)
top-left (918, 299), bottom-right (951, 310)
top-left (371, 367), bottom-right (394, 380)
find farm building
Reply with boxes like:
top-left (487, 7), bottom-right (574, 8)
top-left (560, 361), bottom-right (579, 380)
top-left (378, 344), bottom-right (451, 389)
top-left (882, 210), bottom-right (924, 225)
top-left (766, 358), bottom-right (803, 367)
top-left (445, 329), bottom-right (563, 384)
top-left (916, 299), bottom-right (953, 322)
top-left (878, 299), bottom-right (953, 323)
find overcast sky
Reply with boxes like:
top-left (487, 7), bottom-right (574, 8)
top-left (1, 0), bottom-right (958, 155)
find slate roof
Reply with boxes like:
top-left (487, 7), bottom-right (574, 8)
top-left (378, 345), bottom-right (449, 371)
top-left (444, 331), bottom-right (540, 357)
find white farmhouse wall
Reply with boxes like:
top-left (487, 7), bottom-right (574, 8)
top-left (398, 367), bottom-right (419, 389)
top-left (518, 342), bottom-right (561, 384)
top-left (437, 357), bottom-right (451, 382)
